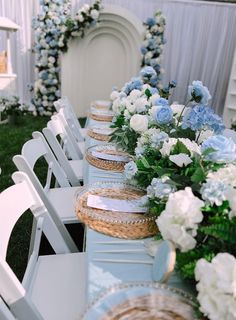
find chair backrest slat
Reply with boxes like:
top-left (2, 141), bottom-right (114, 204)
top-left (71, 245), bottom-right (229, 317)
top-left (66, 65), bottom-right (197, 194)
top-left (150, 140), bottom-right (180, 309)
top-left (54, 97), bottom-right (84, 141)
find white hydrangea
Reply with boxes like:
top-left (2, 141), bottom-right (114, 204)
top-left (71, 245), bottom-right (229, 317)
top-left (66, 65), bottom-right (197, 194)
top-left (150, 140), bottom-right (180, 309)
top-left (112, 98), bottom-right (122, 113)
top-left (197, 129), bottom-right (213, 144)
top-left (90, 9), bottom-right (99, 20)
top-left (225, 188), bottom-right (236, 219)
top-left (178, 138), bottom-right (201, 155)
top-left (159, 138), bottom-right (178, 156)
top-left (125, 100), bottom-right (136, 113)
top-left (128, 89), bottom-right (142, 102)
top-left (207, 164), bottom-right (236, 188)
top-left (156, 187), bottom-right (204, 252)
top-left (134, 97), bottom-right (149, 113)
top-left (169, 153), bottom-right (193, 167)
top-left (170, 103), bottom-right (186, 117)
top-left (195, 253), bottom-right (236, 320)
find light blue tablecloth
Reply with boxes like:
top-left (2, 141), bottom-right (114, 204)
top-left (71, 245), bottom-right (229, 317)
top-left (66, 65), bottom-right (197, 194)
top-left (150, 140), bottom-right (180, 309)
top-left (84, 117), bottom-right (194, 301)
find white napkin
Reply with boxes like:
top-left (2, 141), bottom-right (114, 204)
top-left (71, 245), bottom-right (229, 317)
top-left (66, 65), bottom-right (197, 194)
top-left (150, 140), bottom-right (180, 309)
top-left (87, 194), bottom-right (147, 213)
top-left (91, 151), bottom-right (130, 162)
top-left (92, 128), bottom-right (115, 135)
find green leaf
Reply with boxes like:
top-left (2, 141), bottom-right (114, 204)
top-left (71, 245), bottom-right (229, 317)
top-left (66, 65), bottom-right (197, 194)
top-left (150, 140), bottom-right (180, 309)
top-left (171, 140), bottom-right (191, 156)
top-left (141, 157), bottom-right (151, 169)
top-left (200, 221), bottom-right (236, 245)
top-left (191, 167), bottom-right (206, 183)
top-left (144, 88), bottom-right (152, 98)
top-left (202, 147), bottom-right (216, 157)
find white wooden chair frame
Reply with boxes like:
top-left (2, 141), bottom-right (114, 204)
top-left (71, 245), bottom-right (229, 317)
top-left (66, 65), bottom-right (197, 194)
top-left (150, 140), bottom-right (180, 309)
top-left (0, 172), bottom-right (87, 320)
top-left (42, 117), bottom-right (84, 186)
top-left (54, 97), bottom-right (86, 142)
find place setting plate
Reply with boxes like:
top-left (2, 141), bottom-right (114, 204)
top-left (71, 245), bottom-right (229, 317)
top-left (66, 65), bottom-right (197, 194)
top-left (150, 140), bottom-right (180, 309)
top-left (75, 181), bottom-right (158, 239)
top-left (87, 125), bottom-right (115, 142)
top-left (85, 144), bottom-right (131, 172)
top-left (89, 107), bottom-right (115, 122)
top-left (80, 282), bottom-right (198, 320)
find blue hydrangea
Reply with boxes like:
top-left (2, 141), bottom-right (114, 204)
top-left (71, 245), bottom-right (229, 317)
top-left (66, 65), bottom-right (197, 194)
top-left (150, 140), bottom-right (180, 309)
top-left (200, 180), bottom-right (229, 206)
top-left (155, 106), bottom-right (173, 125)
top-left (140, 46), bottom-right (148, 55)
top-left (146, 17), bottom-right (156, 27)
top-left (135, 146), bottom-right (145, 158)
top-left (147, 177), bottom-right (176, 199)
top-left (122, 77), bottom-right (143, 95)
top-left (149, 87), bottom-right (159, 95)
top-left (181, 104), bottom-right (224, 133)
top-left (140, 66), bottom-right (157, 79)
top-left (188, 80), bottom-right (211, 105)
top-left (124, 161), bottom-right (138, 180)
top-left (150, 131), bottom-right (169, 148)
top-left (201, 135), bottom-right (236, 163)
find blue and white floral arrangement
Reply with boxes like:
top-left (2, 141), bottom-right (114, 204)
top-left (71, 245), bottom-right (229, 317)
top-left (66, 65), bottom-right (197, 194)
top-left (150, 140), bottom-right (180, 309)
top-left (32, 0), bottom-right (102, 115)
top-left (140, 11), bottom-right (166, 88)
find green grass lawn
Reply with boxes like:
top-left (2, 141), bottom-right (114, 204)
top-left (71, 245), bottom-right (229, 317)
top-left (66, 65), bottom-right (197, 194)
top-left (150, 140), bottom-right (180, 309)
top-left (0, 114), bottom-right (49, 280)
top-left (0, 114), bottom-right (86, 280)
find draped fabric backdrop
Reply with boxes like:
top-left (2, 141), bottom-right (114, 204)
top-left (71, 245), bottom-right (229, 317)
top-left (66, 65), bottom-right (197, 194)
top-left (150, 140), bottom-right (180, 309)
top-left (0, 0), bottom-right (236, 114)
top-left (78, 0), bottom-right (236, 114)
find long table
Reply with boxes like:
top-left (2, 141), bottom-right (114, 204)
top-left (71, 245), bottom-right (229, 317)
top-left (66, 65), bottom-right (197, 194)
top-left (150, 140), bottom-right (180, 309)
top-left (84, 119), bottom-right (195, 301)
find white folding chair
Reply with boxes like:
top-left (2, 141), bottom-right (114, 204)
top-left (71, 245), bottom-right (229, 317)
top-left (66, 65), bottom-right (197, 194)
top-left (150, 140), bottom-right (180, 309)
top-left (0, 298), bottom-right (16, 320)
top-left (0, 171), bottom-right (87, 320)
top-left (54, 97), bottom-right (86, 141)
top-left (42, 117), bottom-right (84, 185)
top-left (13, 132), bottom-right (83, 226)
top-left (55, 108), bottom-right (85, 153)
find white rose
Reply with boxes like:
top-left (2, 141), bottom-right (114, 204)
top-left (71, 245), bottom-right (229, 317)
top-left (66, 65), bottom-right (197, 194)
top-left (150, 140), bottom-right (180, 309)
top-left (169, 153), bottom-right (193, 167)
top-left (110, 90), bottom-right (120, 101)
top-left (91, 9), bottom-right (99, 20)
top-left (146, 32), bottom-right (152, 39)
top-left (130, 114), bottom-right (148, 133)
top-left (197, 129), bottom-right (214, 144)
top-left (156, 187), bottom-right (204, 252)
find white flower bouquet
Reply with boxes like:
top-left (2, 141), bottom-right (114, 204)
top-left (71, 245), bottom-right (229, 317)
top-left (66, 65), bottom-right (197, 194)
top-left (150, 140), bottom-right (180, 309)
top-left (122, 82), bottom-right (236, 319)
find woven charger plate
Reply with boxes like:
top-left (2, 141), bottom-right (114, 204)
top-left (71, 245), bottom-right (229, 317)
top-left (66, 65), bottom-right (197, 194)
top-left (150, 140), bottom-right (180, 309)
top-left (89, 111), bottom-right (114, 122)
top-left (80, 282), bottom-right (198, 320)
top-left (87, 128), bottom-right (111, 142)
top-left (85, 144), bottom-right (131, 172)
top-left (75, 182), bottom-right (158, 239)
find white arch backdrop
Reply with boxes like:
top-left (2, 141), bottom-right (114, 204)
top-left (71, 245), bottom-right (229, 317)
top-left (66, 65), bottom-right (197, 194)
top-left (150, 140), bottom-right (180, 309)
top-left (0, 0), bottom-right (236, 115)
top-left (61, 5), bottom-right (143, 116)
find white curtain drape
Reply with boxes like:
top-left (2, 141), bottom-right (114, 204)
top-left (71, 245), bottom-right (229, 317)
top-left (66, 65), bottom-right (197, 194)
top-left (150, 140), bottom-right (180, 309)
top-left (0, 0), bottom-right (39, 102)
top-left (77, 0), bottom-right (236, 114)
top-left (0, 0), bottom-right (236, 114)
